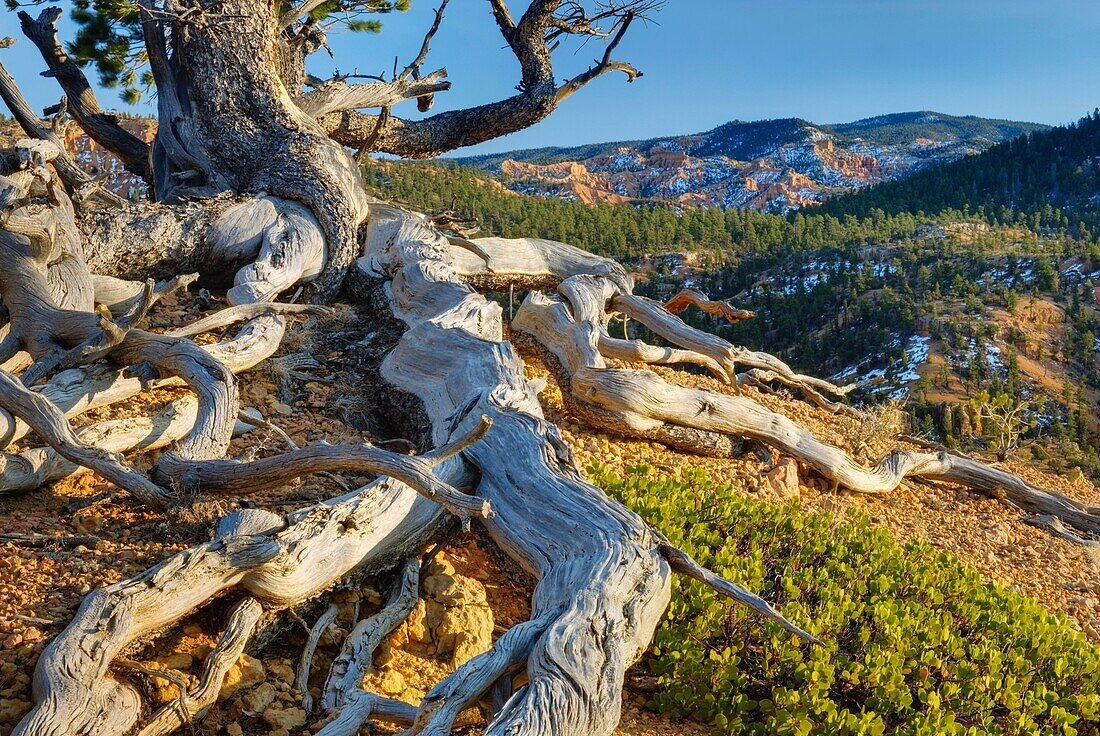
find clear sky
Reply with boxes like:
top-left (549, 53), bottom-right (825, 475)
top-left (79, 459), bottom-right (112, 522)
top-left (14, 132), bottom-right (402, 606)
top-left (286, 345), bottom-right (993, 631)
top-left (4, 0), bottom-right (1100, 156)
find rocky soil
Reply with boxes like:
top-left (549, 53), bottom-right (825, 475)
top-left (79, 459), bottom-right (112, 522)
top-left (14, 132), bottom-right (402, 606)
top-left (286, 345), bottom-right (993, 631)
top-left (0, 294), bottom-right (1097, 735)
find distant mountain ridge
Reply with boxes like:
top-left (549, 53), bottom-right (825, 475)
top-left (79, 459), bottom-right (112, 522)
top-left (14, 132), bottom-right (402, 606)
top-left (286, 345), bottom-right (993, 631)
top-left (454, 112), bottom-right (1047, 213)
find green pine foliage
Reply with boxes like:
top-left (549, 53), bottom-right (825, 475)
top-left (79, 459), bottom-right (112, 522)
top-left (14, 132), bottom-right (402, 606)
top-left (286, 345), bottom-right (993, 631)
top-left (595, 464), bottom-right (1100, 735)
top-left (32, 0), bottom-right (409, 103)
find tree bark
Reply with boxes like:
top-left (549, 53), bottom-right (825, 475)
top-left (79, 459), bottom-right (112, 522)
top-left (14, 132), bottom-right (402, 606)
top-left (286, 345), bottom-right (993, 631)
top-left (144, 0), bottom-right (368, 298)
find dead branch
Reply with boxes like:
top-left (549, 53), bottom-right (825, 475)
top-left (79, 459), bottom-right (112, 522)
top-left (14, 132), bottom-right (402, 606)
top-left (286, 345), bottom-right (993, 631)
top-left (662, 286), bottom-right (756, 324)
top-left (319, 0), bottom-right (655, 157)
top-left (17, 8), bottom-right (151, 179)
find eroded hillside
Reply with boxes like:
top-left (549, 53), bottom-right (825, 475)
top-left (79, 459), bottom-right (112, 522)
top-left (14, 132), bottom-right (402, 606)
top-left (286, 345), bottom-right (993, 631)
top-left (456, 112), bottom-right (1046, 213)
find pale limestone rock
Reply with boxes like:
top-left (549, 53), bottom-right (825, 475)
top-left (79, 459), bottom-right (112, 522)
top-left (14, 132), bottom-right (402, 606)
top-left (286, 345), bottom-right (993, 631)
top-left (219, 653), bottom-right (265, 701)
top-left (242, 682), bottom-right (278, 714)
top-left (261, 704), bottom-right (307, 732)
top-left (764, 457), bottom-right (800, 500)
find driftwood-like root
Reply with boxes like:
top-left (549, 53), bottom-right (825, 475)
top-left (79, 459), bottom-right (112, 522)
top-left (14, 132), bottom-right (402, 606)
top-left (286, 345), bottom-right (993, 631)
top-left (359, 204), bottom-right (810, 736)
top-left (153, 416), bottom-right (493, 520)
top-left (13, 469), bottom-right (464, 736)
top-left (613, 292), bottom-right (855, 396)
top-left (0, 395), bottom-right (258, 494)
top-left (136, 598), bottom-right (265, 736)
top-left (298, 603), bottom-right (339, 713)
top-left (0, 314), bottom-right (287, 452)
top-left (516, 274), bottom-right (1100, 541)
top-left (314, 689), bottom-right (418, 736)
top-left (0, 368), bottom-right (171, 506)
top-left (213, 197), bottom-right (329, 305)
top-left (322, 557), bottom-right (419, 710)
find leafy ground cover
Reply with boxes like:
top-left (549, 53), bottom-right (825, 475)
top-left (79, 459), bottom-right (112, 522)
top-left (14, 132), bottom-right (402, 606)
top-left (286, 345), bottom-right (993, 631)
top-left (595, 465), bottom-right (1100, 735)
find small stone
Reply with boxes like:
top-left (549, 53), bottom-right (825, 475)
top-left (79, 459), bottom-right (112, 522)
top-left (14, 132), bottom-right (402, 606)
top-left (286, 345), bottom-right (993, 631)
top-left (763, 457), bottom-right (800, 500)
top-left (219, 653), bottom-right (265, 701)
top-left (243, 682), bottom-right (277, 714)
top-left (266, 660), bottom-right (296, 685)
top-left (376, 668), bottom-right (405, 695)
top-left (983, 523), bottom-right (1010, 546)
top-left (405, 599), bottom-right (430, 644)
top-left (270, 401), bottom-right (294, 417)
top-left (359, 584), bottom-right (382, 606)
top-left (157, 652), bottom-right (193, 671)
top-left (1068, 466), bottom-right (1090, 488)
top-left (262, 704), bottom-right (306, 732)
top-left (424, 557), bottom-right (455, 578)
top-left (0, 698), bottom-right (32, 725)
top-left (225, 724), bottom-right (244, 736)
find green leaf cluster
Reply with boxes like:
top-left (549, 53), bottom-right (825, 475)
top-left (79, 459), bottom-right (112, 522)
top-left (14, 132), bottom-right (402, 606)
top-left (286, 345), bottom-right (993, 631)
top-left (593, 464), bottom-right (1100, 735)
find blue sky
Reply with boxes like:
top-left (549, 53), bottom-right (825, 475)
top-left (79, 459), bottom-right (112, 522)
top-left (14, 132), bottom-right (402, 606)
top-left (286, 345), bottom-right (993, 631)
top-left (4, 0), bottom-right (1100, 156)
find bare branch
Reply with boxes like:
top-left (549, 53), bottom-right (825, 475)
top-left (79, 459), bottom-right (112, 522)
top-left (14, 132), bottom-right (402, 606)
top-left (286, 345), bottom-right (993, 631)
top-left (17, 8), bottom-right (151, 179)
top-left (398, 0), bottom-right (451, 81)
top-left (0, 44), bottom-right (118, 201)
top-left (319, 0), bottom-right (656, 157)
top-left (555, 9), bottom-right (639, 104)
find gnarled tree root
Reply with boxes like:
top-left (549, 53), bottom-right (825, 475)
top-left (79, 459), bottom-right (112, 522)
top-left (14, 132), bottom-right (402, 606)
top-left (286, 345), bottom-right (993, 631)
top-left (515, 274), bottom-right (1100, 541)
top-left (356, 204), bottom-right (813, 736)
top-left (0, 395), bottom-right (259, 495)
top-left (13, 415), bottom-right (487, 736)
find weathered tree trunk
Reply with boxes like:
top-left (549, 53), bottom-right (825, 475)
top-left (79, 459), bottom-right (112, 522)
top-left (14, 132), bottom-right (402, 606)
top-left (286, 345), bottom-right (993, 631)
top-left (143, 0), bottom-right (368, 299)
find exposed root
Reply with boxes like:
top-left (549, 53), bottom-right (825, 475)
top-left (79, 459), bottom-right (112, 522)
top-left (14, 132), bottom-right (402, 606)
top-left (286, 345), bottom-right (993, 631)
top-left (136, 598), bottom-right (264, 736)
top-left (737, 367), bottom-right (869, 420)
top-left (214, 197), bottom-right (328, 305)
top-left (322, 557), bottom-right (419, 710)
top-left (13, 470), bottom-right (462, 736)
top-left (516, 273), bottom-right (1100, 542)
top-left (613, 291), bottom-right (856, 396)
top-left (314, 689), bottom-right (417, 736)
top-left (0, 314), bottom-right (286, 451)
top-left (298, 603), bottom-right (339, 713)
top-left (657, 537), bottom-right (819, 643)
top-left (167, 302), bottom-right (330, 337)
top-left (410, 614), bottom-right (554, 736)
top-left (152, 415), bottom-right (493, 520)
top-left (92, 273), bottom-right (200, 316)
top-left (0, 395), bottom-right (257, 495)
top-left (0, 368), bottom-right (171, 506)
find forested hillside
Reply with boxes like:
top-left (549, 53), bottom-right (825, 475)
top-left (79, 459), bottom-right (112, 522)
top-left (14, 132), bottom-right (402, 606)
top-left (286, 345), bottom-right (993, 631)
top-left (364, 159), bottom-right (1100, 479)
top-left (820, 111), bottom-right (1100, 229)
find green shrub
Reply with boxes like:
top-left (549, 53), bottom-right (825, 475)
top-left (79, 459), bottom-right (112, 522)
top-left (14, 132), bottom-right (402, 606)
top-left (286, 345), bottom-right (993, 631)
top-left (592, 464), bottom-right (1100, 735)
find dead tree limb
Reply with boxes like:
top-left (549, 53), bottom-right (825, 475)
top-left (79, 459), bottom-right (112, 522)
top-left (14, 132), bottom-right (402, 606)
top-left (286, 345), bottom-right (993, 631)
top-left (17, 8), bottom-right (151, 178)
